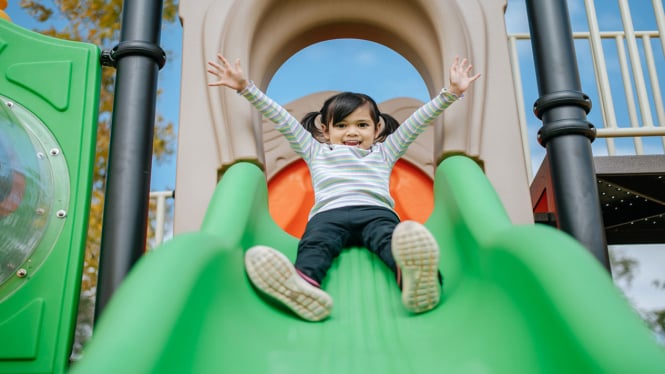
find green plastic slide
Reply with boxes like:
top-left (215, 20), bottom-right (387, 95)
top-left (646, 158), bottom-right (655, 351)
top-left (71, 156), bottom-right (665, 373)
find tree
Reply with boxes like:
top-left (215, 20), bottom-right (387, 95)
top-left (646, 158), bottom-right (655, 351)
top-left (610, 248), bottom-right (665, 338)
top-left (18, 0), bottom-right (179, 358)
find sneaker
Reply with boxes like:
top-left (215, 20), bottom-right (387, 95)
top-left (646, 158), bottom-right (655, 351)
top-left (392, 221), bottom-right (441, 313)
top-left (244, 245), bottom-right (333, 321)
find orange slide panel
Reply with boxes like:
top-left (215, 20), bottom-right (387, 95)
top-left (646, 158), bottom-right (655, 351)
top-left (268, 159), bottom-right (434, 238)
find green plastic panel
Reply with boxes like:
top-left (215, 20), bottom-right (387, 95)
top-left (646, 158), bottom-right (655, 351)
top-left (0, 19), bottom-right (100, 374)
top-left (72, 157), bottom-right (665, 373)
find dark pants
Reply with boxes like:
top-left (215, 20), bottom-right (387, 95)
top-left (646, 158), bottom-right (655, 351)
top-left (295, 205), bottom-right (400, 285)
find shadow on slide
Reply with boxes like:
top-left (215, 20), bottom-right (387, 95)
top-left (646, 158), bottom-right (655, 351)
top-left (71, 156), bottom-right (665, 373)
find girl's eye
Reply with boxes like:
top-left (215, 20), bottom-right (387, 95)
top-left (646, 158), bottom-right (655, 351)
top-left (333, 123), bottom-right (346, 129)
top-left (359, 122), bottom-right (370, 128)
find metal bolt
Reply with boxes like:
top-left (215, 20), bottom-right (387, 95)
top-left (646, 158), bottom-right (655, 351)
top-left (56, 210), bottom-right (67, 218)
top-left (36, 152), bottom-right (46, 160)
top-left (49, 148), bottom-right (60, 156)
top-left (6, 101), bottom-right (13, 108)
top-left (16, 269), bottom-right (27, 278)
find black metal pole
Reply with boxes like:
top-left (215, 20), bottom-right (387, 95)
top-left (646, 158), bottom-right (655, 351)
top-left (525, 0), bottom-right (610, 270)
top-left (95, 0), bottom-right (166, 321)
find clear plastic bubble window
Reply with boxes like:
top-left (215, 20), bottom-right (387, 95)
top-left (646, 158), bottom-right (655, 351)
top-left (0, 95), bottom-right (70, 290)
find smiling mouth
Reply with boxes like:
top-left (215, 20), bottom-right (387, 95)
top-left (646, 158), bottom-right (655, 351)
top-left (343, 141), bottom-right (360, 146)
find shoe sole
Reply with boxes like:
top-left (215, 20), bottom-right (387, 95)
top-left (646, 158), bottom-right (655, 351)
top-left (392, 221), bottom-right (441, 313)
top-left (244, 246), bottom-right (333, 321)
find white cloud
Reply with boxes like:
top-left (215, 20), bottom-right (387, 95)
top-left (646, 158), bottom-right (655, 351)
top-left (355, 50), bottom-right (378, 66)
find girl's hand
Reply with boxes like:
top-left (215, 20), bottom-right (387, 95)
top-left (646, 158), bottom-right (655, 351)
top-left (448, 56), bottom-right (481, 97)
top-left (207, 53), bottom-right (249, 91)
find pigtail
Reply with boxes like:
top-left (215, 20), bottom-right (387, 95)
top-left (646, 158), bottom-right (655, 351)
top-left (375, 113), bottom-right (400, 142)
top-left (301, 111), bottom-right (324, 140)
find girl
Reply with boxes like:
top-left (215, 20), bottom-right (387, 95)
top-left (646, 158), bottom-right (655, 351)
top-left (208, 54), bottom-right (480, 321)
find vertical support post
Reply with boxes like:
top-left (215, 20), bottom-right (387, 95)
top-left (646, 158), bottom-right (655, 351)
top-left (95, 0), bottom-right (166, 320)
top-left (525, 0), bottom-right (610, 270)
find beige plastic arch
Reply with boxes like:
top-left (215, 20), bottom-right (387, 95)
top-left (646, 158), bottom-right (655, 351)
top-left (175, 0), bottom-right (533, 234)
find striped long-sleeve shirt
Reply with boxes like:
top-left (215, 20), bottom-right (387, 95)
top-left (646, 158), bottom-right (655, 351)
top-left (239, 83), bottom-right (459, 218)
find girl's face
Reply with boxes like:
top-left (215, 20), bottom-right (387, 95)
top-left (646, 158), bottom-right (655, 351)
top-left (322, 103), bottom-right (378, 150)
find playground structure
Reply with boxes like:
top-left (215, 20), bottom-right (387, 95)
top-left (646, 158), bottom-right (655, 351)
top-left (173, 0), bottom-right (533, 234)
top-left (1, 0), bottom-right (665, 373)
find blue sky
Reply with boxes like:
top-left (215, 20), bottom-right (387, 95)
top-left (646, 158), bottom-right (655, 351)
top-left (5, 0), bottom-right (665, 323)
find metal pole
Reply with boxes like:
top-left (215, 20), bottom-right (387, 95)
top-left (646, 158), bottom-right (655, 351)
top-left (525, 0), bottom-right (610, 270)
top-left (95, 0), bottom-right (166, 320)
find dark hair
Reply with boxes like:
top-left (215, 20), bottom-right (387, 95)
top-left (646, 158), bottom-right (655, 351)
top-left (301, 92), bottom-right (400, 143)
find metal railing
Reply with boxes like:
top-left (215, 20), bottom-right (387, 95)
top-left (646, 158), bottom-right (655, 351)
top-left (509, 0), bottom-right (665, 180)
top-left (148, 190), bottom-right (174, 247)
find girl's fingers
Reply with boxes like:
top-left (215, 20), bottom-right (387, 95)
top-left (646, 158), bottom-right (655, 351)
top-left (217, 53), bottom-right (230, 66)
top-left (208, 60), bottom-right (223, 71)
top-left (212, 54), bottom-right (242, 75)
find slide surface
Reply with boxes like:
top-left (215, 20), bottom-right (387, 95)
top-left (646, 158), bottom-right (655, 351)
top-left (71, 156), bottom-right (665, 373)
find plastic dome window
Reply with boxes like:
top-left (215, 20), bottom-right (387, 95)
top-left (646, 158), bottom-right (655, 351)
top-left (0, 95), bottom-right (70, 292)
